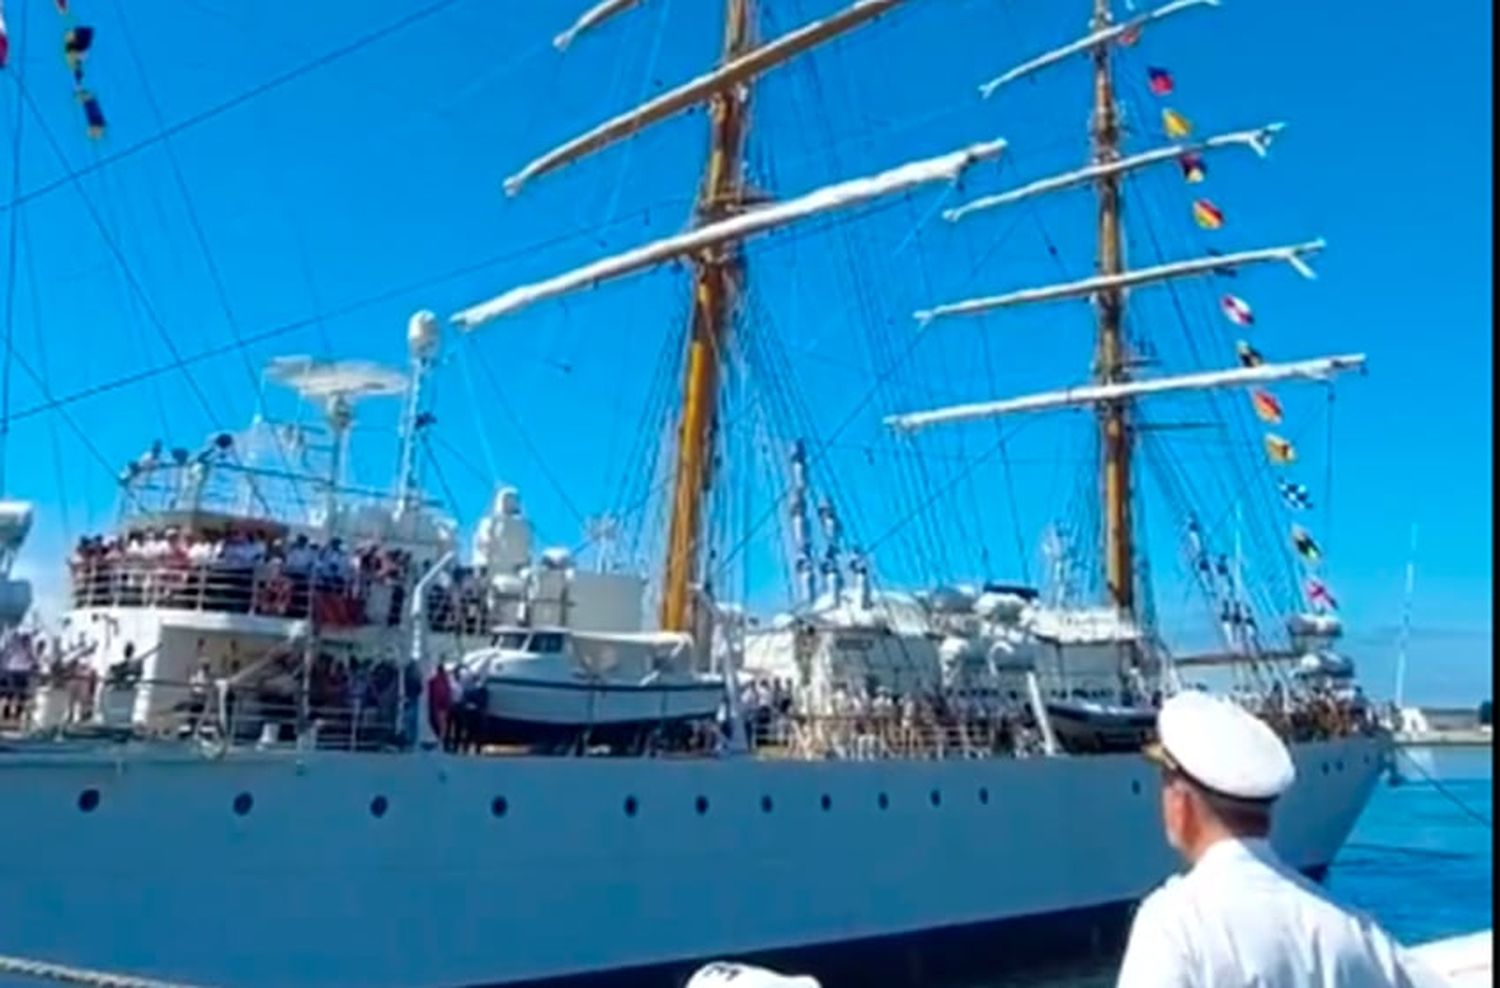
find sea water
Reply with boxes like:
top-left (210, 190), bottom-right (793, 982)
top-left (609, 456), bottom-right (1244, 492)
top-left (983, 744), bottom-right (1494, 987)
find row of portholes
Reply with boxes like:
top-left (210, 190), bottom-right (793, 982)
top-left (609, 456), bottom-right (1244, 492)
top-left (76, 786), bottom-right (1003, 817)
top-left (83, 767), bottom-right (1344, 818)
top-left (70, 753), bottom-right (1374, 816)
top-left (74, 781), bottom-right (1159, 817)
top-left (626, 788), bottom-right (984, 816)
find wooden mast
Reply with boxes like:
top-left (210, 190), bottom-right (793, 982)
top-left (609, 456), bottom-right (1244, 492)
top-left (1091, 0), bottom-right (1134, 616)
top-left (659, 0), bottom-right (752, 632)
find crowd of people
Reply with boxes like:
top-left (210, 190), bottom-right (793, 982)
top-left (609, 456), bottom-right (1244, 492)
top-left (1250, 682), bottom-right (1379, 742)
top-left (1, 631), bottom-right (102, 728)
top-left (68, 527), bottom-right (495, 635)
top-left (227, 650), bottom-right (424, 748)
top-left (734, 676), bottom-right (1378, 762)
top-left (739, 678), bottom-right (1050, 760)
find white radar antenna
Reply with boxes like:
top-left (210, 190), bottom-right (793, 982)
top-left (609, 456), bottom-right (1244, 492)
top-left (266, 355), bottom-right (406, 533)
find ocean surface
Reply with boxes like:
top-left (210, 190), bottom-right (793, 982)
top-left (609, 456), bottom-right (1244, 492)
top-left (983, 744), bottom-right (1494, 987)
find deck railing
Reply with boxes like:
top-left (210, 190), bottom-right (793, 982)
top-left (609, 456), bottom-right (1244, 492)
top-left (1, 671), bottom-right (412, 753)
top-left (68, 560), bottom-right (491, 635)
top-left (2, 670), bottom-right (1383, 760)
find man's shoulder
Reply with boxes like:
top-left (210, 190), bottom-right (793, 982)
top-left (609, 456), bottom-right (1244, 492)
top-left (1134, 873), bottom-right (1192, 927)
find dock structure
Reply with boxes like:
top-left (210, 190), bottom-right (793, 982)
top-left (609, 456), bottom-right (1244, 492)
top-left (1395, 728), bottom-right (1493, 748)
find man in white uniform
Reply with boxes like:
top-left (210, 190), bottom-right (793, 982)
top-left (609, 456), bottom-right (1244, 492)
top-left (1117, 691), bottom-right (1445, 988)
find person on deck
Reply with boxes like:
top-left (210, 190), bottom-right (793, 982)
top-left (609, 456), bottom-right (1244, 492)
top-left (1117, 691), bottom-right (1444, 988)
top-left (426, 663), bottom-right (452, 750)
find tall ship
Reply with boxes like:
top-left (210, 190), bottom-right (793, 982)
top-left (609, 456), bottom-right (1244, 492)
top-left (1, 1), bottom-right (1388, 986)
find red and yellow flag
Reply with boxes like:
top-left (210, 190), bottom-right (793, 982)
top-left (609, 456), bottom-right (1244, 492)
top-left (1264, 433), bottom-right (1296, 465)
top-left (1192, 198), bottom-right (1224, 230)
top-left (1250, 388), bottom-right (1283, 424)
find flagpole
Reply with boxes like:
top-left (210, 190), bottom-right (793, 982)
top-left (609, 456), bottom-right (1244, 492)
top-left (1394, 522), bottom-right (1418, 711)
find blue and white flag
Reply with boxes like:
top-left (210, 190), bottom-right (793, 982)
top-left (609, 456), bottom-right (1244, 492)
top-left (1277, 480), bottom-right (1313, 510)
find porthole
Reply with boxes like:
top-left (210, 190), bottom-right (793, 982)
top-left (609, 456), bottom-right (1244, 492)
top-left (1132, 780), bottom-right (1143, 795)
top-left (820, 794), bottom-right (832, 812)
top-left (1336, 760), bottom-right (1345, 773)
top-left (760, 795), bottom-right (774, 814)
top-left (370, 795), bottom-right (389, 818)
top-left (930, 789), bottom-right (942, 808)
top-left (624, 796), bottom-right (639, 817)
top-left (77, 789), bottom-right (100, 813)
top-left (695, 796), bottom-right (709, 816)
top-left (491, 796), bottom-right (508, 818)
top-left (877, 792), bottom-right (890, 810)
top-left (233, 792), bottom-right (254, 816)
top-left (979, 787), bottom-right (990, 805)
top-left (1321, 763), bottom-right (1330, 776)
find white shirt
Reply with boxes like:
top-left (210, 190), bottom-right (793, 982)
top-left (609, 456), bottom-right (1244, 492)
top-left (1117, 838), bottom-right (1446, 988)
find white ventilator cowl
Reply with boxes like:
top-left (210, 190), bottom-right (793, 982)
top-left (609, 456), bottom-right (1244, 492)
top-left (1157, 691), bottom-right (1296, 800)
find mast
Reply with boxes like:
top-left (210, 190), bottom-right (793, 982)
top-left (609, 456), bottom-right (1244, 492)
top-left (1091, 0), bottom-right (1133, 616)
top-left (660, 0), bottom-right (752, 632)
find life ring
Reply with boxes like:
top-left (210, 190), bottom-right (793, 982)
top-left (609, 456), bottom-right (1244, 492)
top-left (258, 574), bottom-right (292, 616)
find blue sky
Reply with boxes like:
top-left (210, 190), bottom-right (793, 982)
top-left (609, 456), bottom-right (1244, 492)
top-left (0, 0), bottom-right (1490, 706)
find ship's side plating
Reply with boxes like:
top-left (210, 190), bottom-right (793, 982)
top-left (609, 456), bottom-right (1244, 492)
top-left (0, 735), bottom-right (1384, 988)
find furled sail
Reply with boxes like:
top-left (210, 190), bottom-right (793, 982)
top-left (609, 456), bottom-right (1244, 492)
top-left (977, 0), bottom-right (1219, 98)
top-left (508, 0), bottom-right (905, 195)
top-left (884, 354), bottom-right (1365, 432)
top-left (456, 138), bottom-right (1006, 330)
top-left (944, 124), bottom-right (1282, 224)
top-left (915, 240), bottom-right (1324, 325)
top-left (553, 0), bottom-right (642, 51)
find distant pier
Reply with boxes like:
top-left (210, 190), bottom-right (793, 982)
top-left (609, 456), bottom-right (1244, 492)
top-left (1395, 728), bottom-right (1492, 748)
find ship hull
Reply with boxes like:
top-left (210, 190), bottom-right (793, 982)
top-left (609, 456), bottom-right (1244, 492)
top-left (0, 735), bottom-right (1385, 988)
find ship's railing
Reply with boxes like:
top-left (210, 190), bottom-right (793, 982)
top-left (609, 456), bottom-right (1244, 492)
top-left (68, 560), bottom-right (492, 636)
top-left (3, 668), bottom-right (1383, 759)
top-left (3, 670), bottom-right (414, 752)
top-left (745, 711), bottom-right (1051, 760)
top-left (119, 459), bottom-right (439, 530)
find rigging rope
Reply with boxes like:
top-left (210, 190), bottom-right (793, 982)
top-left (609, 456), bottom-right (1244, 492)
top-left (0, 0), bottom-right (25, 495)
top-left (6, 75), bottom-right (229, 440)
top-left (115, 7), bottom-right (307, 505)
top-left (1121, 165), bottom-right (1299, 625)
top-left (468, 341), bottom-right (586, 531)
top-left (6, 197), bottom-right (697, 425)
top-left (0, 0), bottom-right (468, 218)
top-left (1393, 745), bottom-right (1493, 829)
top-left (1322, 383), bottom-right (1335, 565)
top-left (19, 202), bottom-right (76, 531)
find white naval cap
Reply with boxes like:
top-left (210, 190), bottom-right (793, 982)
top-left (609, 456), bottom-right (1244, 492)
top-left (1146, 690), bottom-right (1296, 801)
top-left (686, 963), bottom-right (820, 988)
